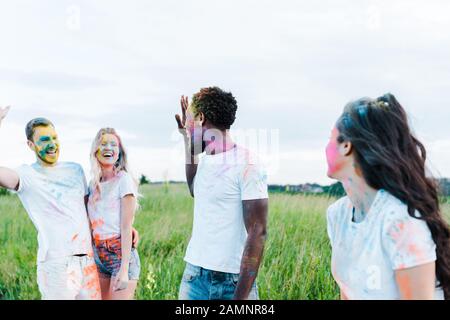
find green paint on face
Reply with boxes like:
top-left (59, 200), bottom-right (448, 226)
top-left (37, 138), bottom-right (55, 157)
top-left (32, 126), bottom-right (60, 166)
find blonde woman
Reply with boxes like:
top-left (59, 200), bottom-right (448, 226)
top-left (87, 128), bottom-right (140, 300)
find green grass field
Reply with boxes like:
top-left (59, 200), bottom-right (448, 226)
top-left (0, 184), bottom-right (449, 300)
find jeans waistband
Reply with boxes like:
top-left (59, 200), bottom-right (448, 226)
top-left (190, 264), bottom-right (238, 281)
top-left (94, 235), bottom-right (121, 250)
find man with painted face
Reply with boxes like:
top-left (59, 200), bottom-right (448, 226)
top-left (0, 106), bottom-right (138, 300)
top-left (175, 87), bottom-right (269, 300)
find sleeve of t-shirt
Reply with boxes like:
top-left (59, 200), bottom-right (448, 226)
top-left (119, 172), bottom-right (138, 198)
top-left (78, 165), bottom-right (89, 196)
top-left (240, 163), bottom-right (268, 201)
top-left (12, 165), bottom-right (31, 194)
top-left (382, 208), bottom-right (437, 270)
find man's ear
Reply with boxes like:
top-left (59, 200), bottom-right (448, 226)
top-left (27, 140), bottom-right (35, 151)
top-left (339, 140), bottom-right (353, 157)
top-left (198, 112), bottom-right (206, 126)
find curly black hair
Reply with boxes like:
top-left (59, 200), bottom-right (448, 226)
top-left (191, 87), bottom-right (237, 130)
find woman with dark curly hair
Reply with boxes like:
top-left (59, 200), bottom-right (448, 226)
top-left (325, 93), bottom-right (450, 300)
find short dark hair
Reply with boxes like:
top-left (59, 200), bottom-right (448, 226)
top-left (191, 87), bottom-right (238, 130)
top-left (25, 118), bottom-right (54, 141)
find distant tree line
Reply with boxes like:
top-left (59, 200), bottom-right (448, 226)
top-left (439, 178), bottom-right (450, 197)
top-left (268, 182), bottom-right (345, 197)
top-left (137, 175), bottom-right (450, 198)
top-left (269, 178), bottom-right (450, 198)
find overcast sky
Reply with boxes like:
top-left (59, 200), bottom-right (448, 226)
top-left (1, 0), bottom-right (449, 185)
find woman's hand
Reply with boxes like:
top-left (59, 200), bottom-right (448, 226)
top-left (113, 267), bottom-right (129, 291)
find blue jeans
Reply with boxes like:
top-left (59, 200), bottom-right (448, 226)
top-left (178, 263), bottom-right (259, 300)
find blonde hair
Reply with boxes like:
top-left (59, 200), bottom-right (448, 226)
top-left (89, 128), bottom-right (139, 206)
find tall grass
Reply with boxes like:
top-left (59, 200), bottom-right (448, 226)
top-left (0, 184), bottom-right (449, 300)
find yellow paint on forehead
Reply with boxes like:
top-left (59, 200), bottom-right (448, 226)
top-left (33, 125), bottom-right (57, 140)
top-left (100, 133), bottom-right (119, 144)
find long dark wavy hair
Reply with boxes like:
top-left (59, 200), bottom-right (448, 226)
top-left (336, 93), bottom-right (450, 299)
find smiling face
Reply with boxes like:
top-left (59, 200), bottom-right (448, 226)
top-left (325, 126), bottom-right (352, 179)
top-left (30, 125), bottom-right (60, 166)
top-left (96, 133), bottom-right (120, 167)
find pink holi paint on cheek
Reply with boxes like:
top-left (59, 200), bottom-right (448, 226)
top-left (325, 128), bottom-right (345, 176)
top-left (326, 140), bottom-right (341, 175)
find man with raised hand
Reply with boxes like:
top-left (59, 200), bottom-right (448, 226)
top-left (0, 105), bottom-right (137, 300)
top-left (175, 87), bottom-right (269, 300)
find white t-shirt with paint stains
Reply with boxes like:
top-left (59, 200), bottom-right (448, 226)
top-left (87, 171), bottom-right (138, 241)
top-left (327, 189), bottom-right (444, 300)
top-left (13, 162), bottom-right (92, 263)
top-left (184, 145), bottom-right (269, 274)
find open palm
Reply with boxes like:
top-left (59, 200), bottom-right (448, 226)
top-left (175, 95), bottom-right (188, 137)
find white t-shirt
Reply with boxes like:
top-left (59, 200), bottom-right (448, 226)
top-left (184, 145), bottom-right (269, 274)
top-left (13, 162), bottom-right (92, 263)
top-left (327, 189), bottom-right (444, 300)
top-left (87, 171), bottom-right (138, 241)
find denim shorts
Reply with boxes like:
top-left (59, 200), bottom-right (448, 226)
top-left (93, 236), bottom-right (141, 281)
top-left (178, 263), bottom-right (259, 300)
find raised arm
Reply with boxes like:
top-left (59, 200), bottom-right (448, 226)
top-left (233, 198), bottom-right (268, 300)
top-left (175, 95), bottom-right (198, 197)
top-left (0, 168), bottom-right (19, 190)
top-left (0, 106), bottom-right (20, 191)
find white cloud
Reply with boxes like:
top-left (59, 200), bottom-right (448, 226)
top-left (1, 0), bottom-right (449, 185)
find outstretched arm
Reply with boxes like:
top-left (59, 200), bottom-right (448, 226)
top-left (0, 168), bottom-right (19, 190)
top-left (175, 95), bottom-right (198, 197)
top-left (0, 106), bottom-right (20, 191)
top-left (233, 198), bottom-right (268, 300)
